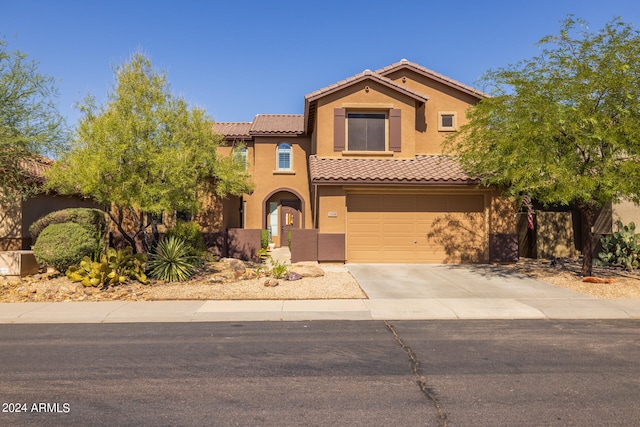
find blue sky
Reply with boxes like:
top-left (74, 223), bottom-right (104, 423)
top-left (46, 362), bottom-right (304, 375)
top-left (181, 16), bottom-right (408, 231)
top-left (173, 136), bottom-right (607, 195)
top-left (2, 0), bottom-right (639, 126)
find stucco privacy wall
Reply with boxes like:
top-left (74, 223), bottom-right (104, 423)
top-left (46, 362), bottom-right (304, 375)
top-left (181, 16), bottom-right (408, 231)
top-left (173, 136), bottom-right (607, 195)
top-left (1, 193), bottom-right (102, 250)
top-left (0, 194), bottom-right (22, 250)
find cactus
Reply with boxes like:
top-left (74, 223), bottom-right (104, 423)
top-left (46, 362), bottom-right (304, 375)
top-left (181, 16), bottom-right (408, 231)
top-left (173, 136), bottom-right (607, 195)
top-left (66, 247), bottom-right (148, 287)
top-left (106, 247), bottom-right (148, 284)
top-left (597, 221), bottom-right (640, 271)
top-left (66, 257), bottom-right (114, 287)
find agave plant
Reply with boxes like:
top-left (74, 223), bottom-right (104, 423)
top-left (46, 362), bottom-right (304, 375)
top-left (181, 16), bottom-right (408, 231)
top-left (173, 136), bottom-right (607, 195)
top-left (148, 236), bottom-right (195, 282)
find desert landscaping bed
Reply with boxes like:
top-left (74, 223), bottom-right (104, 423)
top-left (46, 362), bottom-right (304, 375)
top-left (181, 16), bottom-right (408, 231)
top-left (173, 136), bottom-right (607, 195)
top-left (0, 260), bottom-right (367, 303)
top-left (1, 258), bottom-right (640, 303)
top-left (499, 258), bottom-right (640, 299)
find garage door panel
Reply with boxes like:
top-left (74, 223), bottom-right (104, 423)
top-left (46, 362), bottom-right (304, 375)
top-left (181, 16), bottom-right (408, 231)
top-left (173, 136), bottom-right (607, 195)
top-left (415, 195), bottom-right (448, 212)
top-left (347, 194), bottom-right (487, 263)
top-left (450, 195), bottom-right (484, 212)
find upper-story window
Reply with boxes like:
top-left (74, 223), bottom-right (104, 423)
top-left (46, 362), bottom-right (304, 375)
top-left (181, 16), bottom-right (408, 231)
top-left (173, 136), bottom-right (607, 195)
top-left (147, 212), bottom-right (164, 225)
top-left (347, 112), bottom-right (387, 151)
top-left (438, 112), bottom-right (457, 131)
top-left (277, 143), bottom-right (292, 170)
top-left (334, 108), bottom-right (401, 153)
top-left (233, 145), bottom-right (248, 169)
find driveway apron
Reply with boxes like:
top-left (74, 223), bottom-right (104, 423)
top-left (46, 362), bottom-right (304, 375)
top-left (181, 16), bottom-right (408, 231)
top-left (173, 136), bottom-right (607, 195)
top-left (347, 264), bottom-right (590, 300)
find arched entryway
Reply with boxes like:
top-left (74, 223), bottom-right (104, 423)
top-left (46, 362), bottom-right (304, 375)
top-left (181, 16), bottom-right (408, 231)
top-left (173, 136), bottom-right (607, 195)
top-left (263, 189), bottom-right (304, 247)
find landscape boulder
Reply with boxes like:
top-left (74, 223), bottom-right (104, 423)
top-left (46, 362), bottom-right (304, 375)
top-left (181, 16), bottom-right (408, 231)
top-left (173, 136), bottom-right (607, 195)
top-left (289, 263), bottom-right (324, 278)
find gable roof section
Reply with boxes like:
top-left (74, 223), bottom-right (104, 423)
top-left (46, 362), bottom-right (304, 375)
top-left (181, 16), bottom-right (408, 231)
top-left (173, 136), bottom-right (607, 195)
top-left (305, 69), bottom-right (430, 104)
top-left (308, 155), bottom-right (478, 186)
top-left (376, 59), bottom-right (488, 99)
top-left (304, 69), bottom-right (430, 134)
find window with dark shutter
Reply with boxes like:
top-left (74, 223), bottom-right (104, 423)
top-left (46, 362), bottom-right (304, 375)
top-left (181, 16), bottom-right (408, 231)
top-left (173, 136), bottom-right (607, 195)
top-left (346, 112), bottom-right (386, 151)
top-left (389, 109), bottom-right (401, 152)
top-left (334, 108), bottom-right (345, 151)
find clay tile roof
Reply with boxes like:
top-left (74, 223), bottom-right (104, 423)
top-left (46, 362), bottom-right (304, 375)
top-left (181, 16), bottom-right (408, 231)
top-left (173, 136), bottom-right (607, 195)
top-left (376, 59), bottom-right (488, 99)
top-left (249, 114), bottom-right (305, 136)
top-left (212, 122), bottom-right (252, 139)
top-left (308, 155), bottom-right (478, 185)
top-left (19, 155), bottom-right (53, 182)
top-left (304, 69), bottom-right (429, 103)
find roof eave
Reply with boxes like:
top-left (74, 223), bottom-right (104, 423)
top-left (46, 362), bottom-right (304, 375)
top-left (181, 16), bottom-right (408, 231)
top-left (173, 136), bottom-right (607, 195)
top-left (310, 178), bottom-right (480, 186)
top-left (377, 60), bottom-right (489, 99)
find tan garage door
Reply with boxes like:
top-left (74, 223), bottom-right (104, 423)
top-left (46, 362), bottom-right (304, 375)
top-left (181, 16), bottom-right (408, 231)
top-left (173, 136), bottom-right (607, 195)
top-left (346, 194), bottom-right (486, 263)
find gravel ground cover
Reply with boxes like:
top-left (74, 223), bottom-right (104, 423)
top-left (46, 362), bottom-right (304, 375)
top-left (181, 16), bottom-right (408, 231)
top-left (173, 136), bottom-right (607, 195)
top-left (499, 257), bottom-right (640, 299)
top-left (0, 260), bottom-right (366, 302)
top-left (1, 258), bottom-right (639, 303)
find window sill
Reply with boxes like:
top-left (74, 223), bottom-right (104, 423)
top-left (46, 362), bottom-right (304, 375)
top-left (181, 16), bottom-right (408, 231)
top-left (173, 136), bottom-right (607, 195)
top-left (341, 150), bottom-right (395, 157)
top-left (273, 170), bottom-right (296, 175)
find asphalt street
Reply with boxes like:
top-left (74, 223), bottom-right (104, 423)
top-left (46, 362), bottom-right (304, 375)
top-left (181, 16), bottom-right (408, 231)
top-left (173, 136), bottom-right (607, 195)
top-left (1, 320), bottom-right (639, 426)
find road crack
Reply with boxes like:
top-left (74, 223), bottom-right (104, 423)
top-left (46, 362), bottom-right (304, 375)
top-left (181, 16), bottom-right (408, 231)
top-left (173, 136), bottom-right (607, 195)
top-left (385, 320), bottom-right (448, 426)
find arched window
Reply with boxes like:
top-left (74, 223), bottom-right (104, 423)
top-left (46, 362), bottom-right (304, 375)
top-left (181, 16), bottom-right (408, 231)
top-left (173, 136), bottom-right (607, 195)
top-left (277, 143), bottom-right (292, 170)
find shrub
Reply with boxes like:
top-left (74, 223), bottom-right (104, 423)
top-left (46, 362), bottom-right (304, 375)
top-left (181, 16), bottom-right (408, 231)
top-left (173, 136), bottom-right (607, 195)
top-left (33, 223), bottom-right (97, 271)
top-left (147, 236), bottom-right (195, 282)
top-left (270, 258), bottom-right (290, 279)
top-left (597, 220), bottom-right (640, 271)
top-left (261, 229), bottom-right (269, 249)
top-left (29, 208), bottom-right (106, 242)
top-left (166, 221), bottom-right (206, 257)
top-left (256, 248), bottom-right (290, 279)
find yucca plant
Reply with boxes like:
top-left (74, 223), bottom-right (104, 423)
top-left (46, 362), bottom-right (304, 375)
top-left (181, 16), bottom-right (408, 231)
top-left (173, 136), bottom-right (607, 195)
top-left (147, 236), bottom-right (195, 282)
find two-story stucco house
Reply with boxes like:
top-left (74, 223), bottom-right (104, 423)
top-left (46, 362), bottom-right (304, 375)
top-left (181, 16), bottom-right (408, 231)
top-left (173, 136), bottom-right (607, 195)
top-left (212, 59), bottom-right (518, 264)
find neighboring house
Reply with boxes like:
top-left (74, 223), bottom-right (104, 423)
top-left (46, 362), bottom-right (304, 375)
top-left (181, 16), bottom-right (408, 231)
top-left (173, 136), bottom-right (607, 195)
top-left (0, 157), bottom-right (102, 250)
top-left (214, 59), bottom-right (516, 263)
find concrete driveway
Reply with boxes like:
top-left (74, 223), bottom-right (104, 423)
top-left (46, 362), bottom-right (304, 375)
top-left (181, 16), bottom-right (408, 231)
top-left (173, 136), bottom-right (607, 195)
top-left (347, 264), bottom-right (640, 319)
top-left (347, 264), bottom-right (581, 299)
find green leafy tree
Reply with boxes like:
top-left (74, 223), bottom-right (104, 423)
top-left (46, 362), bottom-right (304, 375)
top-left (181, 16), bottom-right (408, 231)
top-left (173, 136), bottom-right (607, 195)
top-left (47, 53), bottom-right (252, 251)
top-left (0, 38), bottom-right (68, 198)
top-left (445, 17), bottom-right (640, 276)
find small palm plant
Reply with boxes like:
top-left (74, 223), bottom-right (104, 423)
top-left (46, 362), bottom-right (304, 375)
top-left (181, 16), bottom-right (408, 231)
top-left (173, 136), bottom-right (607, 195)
top-left (148, 236), bottom-right (195, 282)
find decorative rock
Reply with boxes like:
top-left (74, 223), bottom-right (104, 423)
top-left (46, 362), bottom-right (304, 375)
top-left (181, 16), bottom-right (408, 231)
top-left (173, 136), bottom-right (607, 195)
top-left (289, 264), bottom-right (324, 278)
top-left (219, 258), bottom-right (247, 273)
top-left (286, 271), bottom-right (303, 281)
top-left (263, 278), bottom-right (279, 287)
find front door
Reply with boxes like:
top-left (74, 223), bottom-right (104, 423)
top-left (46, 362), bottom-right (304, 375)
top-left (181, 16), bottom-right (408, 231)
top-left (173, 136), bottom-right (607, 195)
top-left (280, 200), bottom-right (301, 247)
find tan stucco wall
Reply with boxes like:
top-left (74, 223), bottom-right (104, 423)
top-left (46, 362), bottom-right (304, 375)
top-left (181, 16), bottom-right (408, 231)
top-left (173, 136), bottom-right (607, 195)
top-left (314, 80), bottom-right (418, 159)
top-left (382, 69), bottom-right (480, 155)
top-left (312, 73), bottom-right (479, 158)
top-left (536, 211), bottom-right (579, 259)
top-left (0, 192), bottom-right (103, 250)
top-left (220, 136), bottom-right (313, 236)
top-left (316, 186), bottom-right (347, 233)
top-left (0, 193), bottom-right (21, 240)
top-left (489, 192), bottom-right (517, 234)
top-left (613, 199), bottom-right (640, 228)
top-left (22, 194), bottom-right (103, 238)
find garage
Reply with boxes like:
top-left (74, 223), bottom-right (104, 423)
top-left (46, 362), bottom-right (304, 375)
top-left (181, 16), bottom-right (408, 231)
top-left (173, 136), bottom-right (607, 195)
top-left (346, 193), bottom-right (487, 263)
